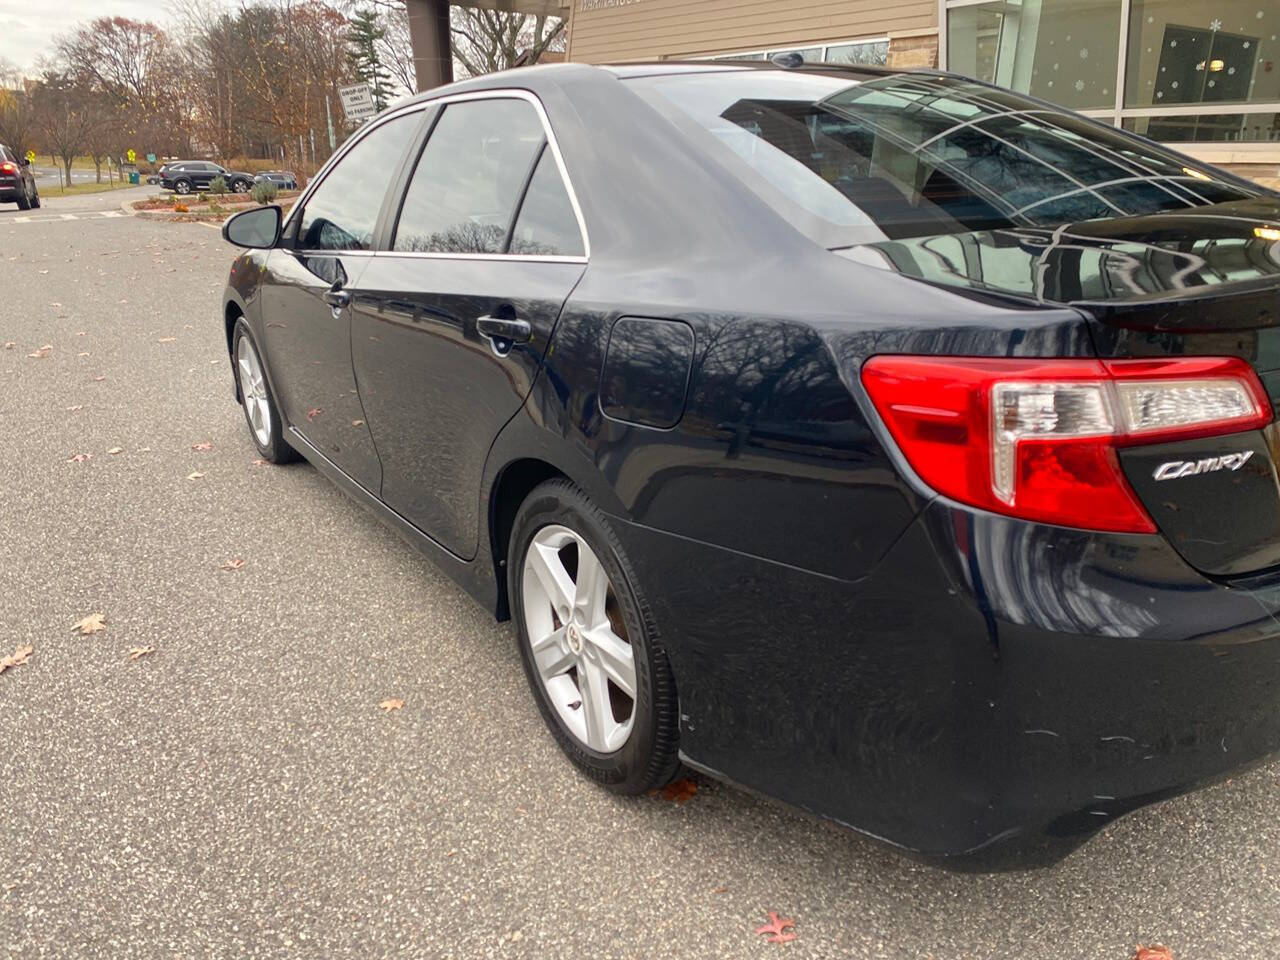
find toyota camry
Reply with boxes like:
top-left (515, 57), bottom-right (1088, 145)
top-left (220, 59), bottom-right (1280, 868)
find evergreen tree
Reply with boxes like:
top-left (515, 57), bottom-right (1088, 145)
top-left (346, 9), bottom-right (393, 112)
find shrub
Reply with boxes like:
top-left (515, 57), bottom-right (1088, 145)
top-left (197, 192), bottom-right (208, 203)
top-left (251, 180), bottom-right (278, 205)
top-left (209, 176), bottom-right (227, 196)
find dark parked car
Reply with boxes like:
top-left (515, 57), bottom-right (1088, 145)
top-left (160, 161), bottom-right (253, 194)
top-left (0, 144), bottom-right (39, 209)
top-left (254, 170), bottom-right (299, 190)
top-left (219, 61), bottom-right (1280, 868)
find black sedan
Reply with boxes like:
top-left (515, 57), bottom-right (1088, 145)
top-left (220, 61), bottom-right (1280, 868)
top-left (0, 144), bottom-right (39, 209)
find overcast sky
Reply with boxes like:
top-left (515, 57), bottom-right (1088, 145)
top-left (0, 0), bottom-right (198, 73)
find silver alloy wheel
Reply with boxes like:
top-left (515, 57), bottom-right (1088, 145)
top-left (175, 180), bottom-right (190, 194)
top-left (233, 180), bottom-right (248, 193)
top-left (236, 335), bottom-right (272, 448)
top-left (522, 524), bottom-right (637, 753)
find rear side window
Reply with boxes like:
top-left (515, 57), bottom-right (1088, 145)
top-left (392, 98), bottom-right (544, 254)
top-left (630, 71), bottom-right (1262, 247)
top-left (508, 147), bottom-right (584, 257)
top-left (298, 112), bottom-right (420, 251)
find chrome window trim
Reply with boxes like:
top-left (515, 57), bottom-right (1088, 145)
top-left (290, 89), bottom-right (591, 262)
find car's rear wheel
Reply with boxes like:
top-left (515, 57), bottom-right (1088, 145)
top-left (15, 183), bottom-right (29, 211)
top-left (233, 179), bottom-right (249, 193)
top-left (232, 319), bottom-right (299, 464)
top-left (174, 179), bottom-right (191, 195)
top-left (29, 185), bottom-right (39, 208)
top-left (510, 479), bottom-right (680, 794)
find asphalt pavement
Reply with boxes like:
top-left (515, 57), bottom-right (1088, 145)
top-left (2, 192), bottom-right (1280, 959)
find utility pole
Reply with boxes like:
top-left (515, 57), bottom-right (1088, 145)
top-left (325, 94), bottom-right (336, 151)
top-left (309, 128), bottom-right (316, 166)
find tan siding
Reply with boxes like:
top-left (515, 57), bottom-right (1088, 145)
top-left (567, 0), bottom-right (937, 63)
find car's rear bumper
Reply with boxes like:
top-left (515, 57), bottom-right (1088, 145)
top-left (610, 499), bottom-right (1280, 869)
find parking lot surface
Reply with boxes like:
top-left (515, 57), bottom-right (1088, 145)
top-left (3, 199), bottom-right (1280, 959)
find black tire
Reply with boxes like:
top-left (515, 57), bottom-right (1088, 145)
top-left (231, 319), bottom-right (300, 464)
top-left (15, 184), bottom-right (29, 211)
top-left (232, 179), bottom-right (249, 194)
top-left (29, 187), bottom-right (39, 208)
top-left (509, 479), bottom-right (680, 794)
top-left (174, 178), bottom-right (192, 195)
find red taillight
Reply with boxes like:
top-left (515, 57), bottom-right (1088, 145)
top-left (861, 356), bottom-right (1271, 533)
top-left (0, 162), bottom-right (15, 174)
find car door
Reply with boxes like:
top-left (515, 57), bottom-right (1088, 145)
top-left (257, 109), bottom-right (423, 493)
top-left (350, 94), bottom-right (588, 560)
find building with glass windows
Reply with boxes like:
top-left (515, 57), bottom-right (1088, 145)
top-left (550, 0), bottom-right (1280, 166)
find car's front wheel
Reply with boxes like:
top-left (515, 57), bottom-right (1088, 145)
top-left (232, 319), bottom-right (299, 463)
top-left (509, 479), bottom-right (680, 794)
top-left (233, 179), bottom-right (249, 193)
top-left (174, 179), bottom-right (191, 195)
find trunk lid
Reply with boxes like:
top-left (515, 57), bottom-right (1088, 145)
top-left (858, 195), bottom-right (1280, 577)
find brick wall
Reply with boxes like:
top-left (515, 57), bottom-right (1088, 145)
top-left (886, 33), bottom-right (938, 69)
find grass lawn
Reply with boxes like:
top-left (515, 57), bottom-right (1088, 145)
top-left (37, 180), bottom-right (135, 197)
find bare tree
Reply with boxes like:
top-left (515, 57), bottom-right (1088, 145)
top-left (0, 60), bottom-right (37, 158)
top-left (32, 72), bottom-right (101, 186)
top-left (450, 8), bottom-right (564, 78)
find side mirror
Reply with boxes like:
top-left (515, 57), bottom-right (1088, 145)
top-left (18, 157), bottom-right (29, 167)
top-left (223, 205), bottom-right (282, 249)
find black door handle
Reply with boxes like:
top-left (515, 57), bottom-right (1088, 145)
top-left (477, 315), bottom-right (531, 344)
top-left (323, 287), bottom-right (351, 309)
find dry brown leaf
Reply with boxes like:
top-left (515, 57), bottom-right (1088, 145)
top-left (66, 452), bottom-right (92, 463)
top-left (107, 447), bottom-right (123, 455)
top-left (77, 351), bottom-right (89, 357)
top-left (379, 698), bottom-right (404, 712)
top-left (252, 458), bottom-right (267, 466)
top-left (157, 337), bottom-right (176, 343)
top-left (755, 912), bottom-right (796, 945)
top-left (306, 407), bottom-right (323, 421)
top-left (92, 375), bottom-right (106, 382)
top-left (0, 644), bottom-right (33, 676)
top-left (1134, 946), bottom-right (1174, 960)
top-left (186, 471), bottom-right (205, 480)
top-left (71, 613), bottom-right (107, 635)
top-left (352, 419), bottom-right (365, 427)
top-left (652, 778), bottom-right (698, 806)
top-left (220, 558), bottom-right (245, 571)
top-left (27, 346), bottom-right (51, 358)
top-left (712, 886), bottom-right (729, 894)
top-left (128, 646), bottom-right (154, 661)
top-left (2, 342), bottom-right (13, 350)
top-left (191, 442), bottom-right (213, 452)
top-left (65, 405), bottom-right (82, 412)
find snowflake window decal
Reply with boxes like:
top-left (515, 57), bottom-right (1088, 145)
top-left (1211, 18), bottom-right (1222, 31)
top-left (1074, 80), bottom-right (1085, 92)
top-left (1080, 48), bottom-right (1089, 59)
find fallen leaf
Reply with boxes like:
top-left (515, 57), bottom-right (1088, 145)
top-left (65, 405), bottom-right (82, 412)
top-left (379, 698), bottom-right (404, 712)
top-left (75, 331), bottom-right (85, 336)
top-left (755, 912), bottom-right (796, 945)
top-left (27, 346), bottom-right (51, 358)
top-left (2, 342), bottom-right (13, 350)
top-left (1134, 947), bottom-right (1174, 960)
top-left (66, 452), bottom-right (92, 463)
top-left (92, 375), bottom-right (106, 382)
top-left (191, 442), bottom-right (213, 452)
top-left (71, 613), bottom-right (107, 635)
top-left (652, 778), bottom-right (698, 806)
top-left (352, 419), bottom-right (365, 427)
top-left (107, 447), bottom-right (123, 455)
top-left (252, 458), bottom-right (267, 466)
top-left (128, 646), bottom-right (154, 661)
top-left (138, 447), bottom-right (151, 452)
top-left (220, 558), bottom-right (245, 571)
top-left (157, 337), bottom-right (176, 343)
top-left (0, 644), bottom-right (33, 677)
top-left (186, 471), bottom-right (205, 480)
top-left (77, 351), bottom-right (89, 357)
top-left (306, 407), bottom-right (323, 421)
top-left (712, 886), bottom-right (729, 894)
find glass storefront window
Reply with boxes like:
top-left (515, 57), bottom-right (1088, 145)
top-left (1124, 112), bottom-right (1280, 141)
top-left (1126, 1), bottom-right (1279, 109)
top-left (947, 0), bottom-right (1123, 111)
top-left (826, 40), bottom-right (890, 66)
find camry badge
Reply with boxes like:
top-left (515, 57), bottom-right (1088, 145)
top-left (1152, 451), bottom-right (1254, 481)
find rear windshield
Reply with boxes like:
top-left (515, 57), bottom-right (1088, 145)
top-left (628, 70), bottom-right (1265, 248)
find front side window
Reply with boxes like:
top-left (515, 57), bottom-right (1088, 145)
top-left (298, 112), bottom-right (420, 251)
top-left (630, 70), bottom-right (1263, 247)
top-left (392, 98), bottom-right (545, 254)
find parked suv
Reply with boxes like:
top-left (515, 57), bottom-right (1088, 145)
top-left (0, 144), bottom-right (39, 209)
top-left (160, 161), bottom-right (253, 195)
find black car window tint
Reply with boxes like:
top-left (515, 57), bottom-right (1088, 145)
top-left (298, 112), bottom-right (419, 252)
top-left (392, 98), bottom-right (545, 254)
top-left (631, 71), bottom-right (1261, 247)
top-left (507, 147), bottom-right (584, 257)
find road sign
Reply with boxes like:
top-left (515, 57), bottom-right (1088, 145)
top-left (126, 149), bottom-right (136, 163)
top-left (24, 150), bottom-right (34, 164)
top-left (146, 153), bottom-right (156, 164)
top-left (337, 82), bottom-right (376, 122)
